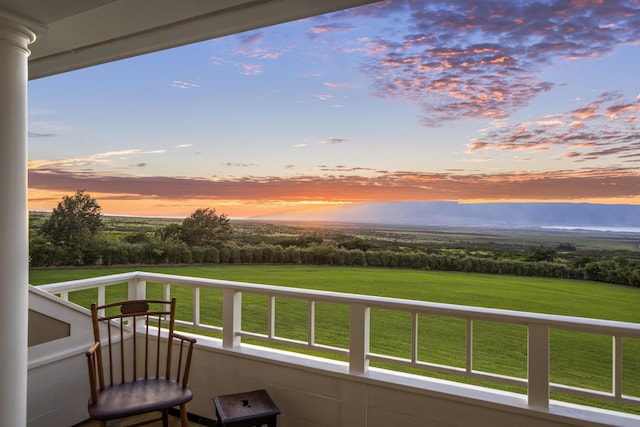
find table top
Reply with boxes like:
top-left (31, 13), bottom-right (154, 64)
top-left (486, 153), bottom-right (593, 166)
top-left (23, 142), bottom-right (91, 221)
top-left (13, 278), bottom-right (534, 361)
top-left (213, 389), bottom-right (280, 422)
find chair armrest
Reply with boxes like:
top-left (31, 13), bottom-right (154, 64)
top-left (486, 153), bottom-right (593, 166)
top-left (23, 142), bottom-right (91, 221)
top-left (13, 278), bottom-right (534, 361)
top-left (85, 341), bottom-right (101, 403)
top-left (170, 333), bottom-right (196, 386)
top-left (172, 332), bottom-right (197, 344)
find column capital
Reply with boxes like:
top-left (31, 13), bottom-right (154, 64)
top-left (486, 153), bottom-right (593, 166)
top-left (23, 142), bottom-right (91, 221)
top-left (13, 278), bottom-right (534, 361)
top-left (0, 8), bottom-right (47, 50)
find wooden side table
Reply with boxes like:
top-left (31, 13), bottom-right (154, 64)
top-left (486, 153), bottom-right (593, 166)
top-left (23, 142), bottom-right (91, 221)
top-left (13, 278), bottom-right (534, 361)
top-left (212, 389), bottom-right (280, 427)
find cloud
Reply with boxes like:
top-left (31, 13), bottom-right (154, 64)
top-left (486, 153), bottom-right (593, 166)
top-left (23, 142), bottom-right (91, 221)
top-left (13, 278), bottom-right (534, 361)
top-left (466, 91), bottom-right (640, 162)
top-left (28, 120), bottom-right (72, 135)
top-left (349, 0), bottom-right (640, 125)
top-left (324, 82), bottom-right (353, 89)
top-left (320, 138), bottom-right (347, 144)
top-left (28, 149), bottom-right (166, 170)
top-left (235, 32), bottom-right (286, 58)
top-left (176, 144), bottom-right (192, 148)
top-left (310, 23), bottom-right (356, 35)
top-left (238, 32), bottom-right (262, 45)
top-left (242, 64), bottom-right (263, 75)
top-left (28, 132), bottom-right (57, 138)
top-left (319, 165), bottom-right (378, 172)
top-left (172, 80), bottom-right (200, 89)
top-left (215, 29), bottom-right (289, 73)
top-left (28, 166), bottom-right (640, 205)
top-left (225, 162), bottom-right (257, 167)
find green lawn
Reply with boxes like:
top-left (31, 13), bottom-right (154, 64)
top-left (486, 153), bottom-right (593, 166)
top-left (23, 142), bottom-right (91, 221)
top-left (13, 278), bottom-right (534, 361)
top-left (29, 265), bottom-right (640, 320)
top-left (29, 265), bottom-right (640, 414)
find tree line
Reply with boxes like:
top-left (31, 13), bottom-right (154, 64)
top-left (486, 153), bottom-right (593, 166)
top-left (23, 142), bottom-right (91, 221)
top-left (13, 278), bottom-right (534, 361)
top-left (29, 191), bottom-right (640, 288)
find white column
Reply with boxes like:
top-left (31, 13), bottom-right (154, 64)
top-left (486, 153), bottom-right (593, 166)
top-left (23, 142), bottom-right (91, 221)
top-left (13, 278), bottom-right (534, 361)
top-left (0, 17), bottom-right (35, 427)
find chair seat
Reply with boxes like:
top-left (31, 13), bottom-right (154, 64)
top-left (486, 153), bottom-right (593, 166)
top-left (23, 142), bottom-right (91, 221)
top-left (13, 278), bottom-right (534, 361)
top-left (88, 378), bottom-right (192, 420)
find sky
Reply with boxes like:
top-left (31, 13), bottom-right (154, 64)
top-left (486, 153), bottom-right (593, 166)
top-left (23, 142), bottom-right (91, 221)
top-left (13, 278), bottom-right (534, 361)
top-left (27, 0), bottom-right (640, 218)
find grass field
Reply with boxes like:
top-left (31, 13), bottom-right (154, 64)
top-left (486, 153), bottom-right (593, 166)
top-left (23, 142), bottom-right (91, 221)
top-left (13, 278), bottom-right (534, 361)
top-left (29, 264), bottom-right (640, 414)
top-left (30, 264), bottom-right (640, 320)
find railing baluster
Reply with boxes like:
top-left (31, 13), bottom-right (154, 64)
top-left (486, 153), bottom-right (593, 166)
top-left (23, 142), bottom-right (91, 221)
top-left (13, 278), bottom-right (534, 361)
top-left (192, 287), bottom-right (200, 327)
top-left (268, 296), bottom-right (275, 339)
top-left (308, 300), bottom-right (315, 346)
top-left (349, 303), bottom-right (370, 373)
top-left (411, 312), bottom-right (418, 364)
top-left (528, 323), bottom-right (550, 408)
top-left (162, 282), bottom-right (171, 321)
top-left (163, 282), bottom-right (170, 301)
top-left (613, 335), bottom-right (622, 398)
top-left (98, 286), bottom-right (105, 317)
top-left (466, 318), bottom-right (473, 374)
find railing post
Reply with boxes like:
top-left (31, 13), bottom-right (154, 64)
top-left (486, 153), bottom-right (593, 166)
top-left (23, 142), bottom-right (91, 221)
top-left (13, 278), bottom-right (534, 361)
top-left (528, 323), bottom-right (550, 408)
top-left (223, 288), bottom-right (242, 348)
top-left (128, 276), bottom-right (146, 301)
top-left (349, 303), bottom-right (370, 373)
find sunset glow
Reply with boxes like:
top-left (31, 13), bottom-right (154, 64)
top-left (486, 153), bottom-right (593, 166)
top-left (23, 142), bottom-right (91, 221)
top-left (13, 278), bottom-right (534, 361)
top-left (28, 0), bottom-right (640, 218)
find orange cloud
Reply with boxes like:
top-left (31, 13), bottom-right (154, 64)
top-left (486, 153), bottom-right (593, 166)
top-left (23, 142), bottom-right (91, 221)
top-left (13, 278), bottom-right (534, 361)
top-left (28, 167), bottom-right (640, 218)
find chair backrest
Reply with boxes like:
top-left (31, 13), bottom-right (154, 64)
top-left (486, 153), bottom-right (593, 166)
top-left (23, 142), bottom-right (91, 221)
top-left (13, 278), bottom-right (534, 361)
top-left (90, 298), bottom-right (184, 390)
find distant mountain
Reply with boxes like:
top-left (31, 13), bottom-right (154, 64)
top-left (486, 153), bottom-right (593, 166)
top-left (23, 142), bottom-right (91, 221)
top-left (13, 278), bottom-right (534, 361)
top-left (255, 202), bottom-right (640, 230)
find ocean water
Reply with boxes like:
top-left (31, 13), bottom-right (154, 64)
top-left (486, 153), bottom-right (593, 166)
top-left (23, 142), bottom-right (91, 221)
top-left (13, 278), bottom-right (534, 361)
top-left (542, 225), bottom-right (640, 233)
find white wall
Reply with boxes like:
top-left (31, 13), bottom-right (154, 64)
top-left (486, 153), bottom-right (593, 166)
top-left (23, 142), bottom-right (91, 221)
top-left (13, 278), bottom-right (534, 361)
top-left (187, 336), bottom-right (640, 427)
top-left (27, 287), bottom-right (94, 426)
top-left (28, 352), bottom-right (90, 427)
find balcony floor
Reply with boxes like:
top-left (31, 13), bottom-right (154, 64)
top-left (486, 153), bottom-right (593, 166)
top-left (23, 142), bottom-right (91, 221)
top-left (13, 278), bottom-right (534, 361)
top-left (75, 412), bottom-right (211, 426)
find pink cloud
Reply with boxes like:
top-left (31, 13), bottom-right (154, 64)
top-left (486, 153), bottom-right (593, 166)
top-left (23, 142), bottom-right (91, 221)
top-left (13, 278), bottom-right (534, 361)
top-left (242, 64), bottom-right (262, 75)
top-left (324, 82), bottom-right (353, 88)
top-left (348, 0), bottom-right (640, 125)
top-left (310, 23), bottom-right (355, 35)
top-left (465, 91), bottom-right (640, 162)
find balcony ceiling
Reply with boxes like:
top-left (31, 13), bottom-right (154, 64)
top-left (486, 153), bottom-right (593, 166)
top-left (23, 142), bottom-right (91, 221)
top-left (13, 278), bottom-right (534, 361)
top-left (0, 0), bottom-right (379, 80)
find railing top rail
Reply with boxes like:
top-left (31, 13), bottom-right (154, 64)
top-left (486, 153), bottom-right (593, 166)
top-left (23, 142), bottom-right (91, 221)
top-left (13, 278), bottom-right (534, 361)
top-left (39, 271), bottom-right (640, 337)
top-left (37, 271), bottom-right (139, 292)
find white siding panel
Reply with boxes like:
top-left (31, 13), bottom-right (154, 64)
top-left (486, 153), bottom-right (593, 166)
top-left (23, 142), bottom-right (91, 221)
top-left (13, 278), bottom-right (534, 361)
top-left (27, 353), bottom-right (89, 427)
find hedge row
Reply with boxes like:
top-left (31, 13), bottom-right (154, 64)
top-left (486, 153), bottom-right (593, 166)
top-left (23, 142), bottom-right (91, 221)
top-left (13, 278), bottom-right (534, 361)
top-left (29, 238), bottom-right (640, 287)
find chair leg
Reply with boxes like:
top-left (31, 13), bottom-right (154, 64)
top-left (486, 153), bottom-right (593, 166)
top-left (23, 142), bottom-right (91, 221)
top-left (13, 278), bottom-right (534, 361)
top-left (162, 409), bottom-right (169, 427)
top-left (180, 404), bottom-right (189, 427)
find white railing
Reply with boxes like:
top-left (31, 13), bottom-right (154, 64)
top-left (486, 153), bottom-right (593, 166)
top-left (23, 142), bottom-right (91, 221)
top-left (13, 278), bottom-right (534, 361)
top-left (39, 271), bottom-right (640, 411)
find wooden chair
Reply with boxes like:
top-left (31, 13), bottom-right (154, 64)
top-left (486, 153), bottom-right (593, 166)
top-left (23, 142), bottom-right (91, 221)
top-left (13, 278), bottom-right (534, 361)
top-left (85, 298), bottom-right (196, 427)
